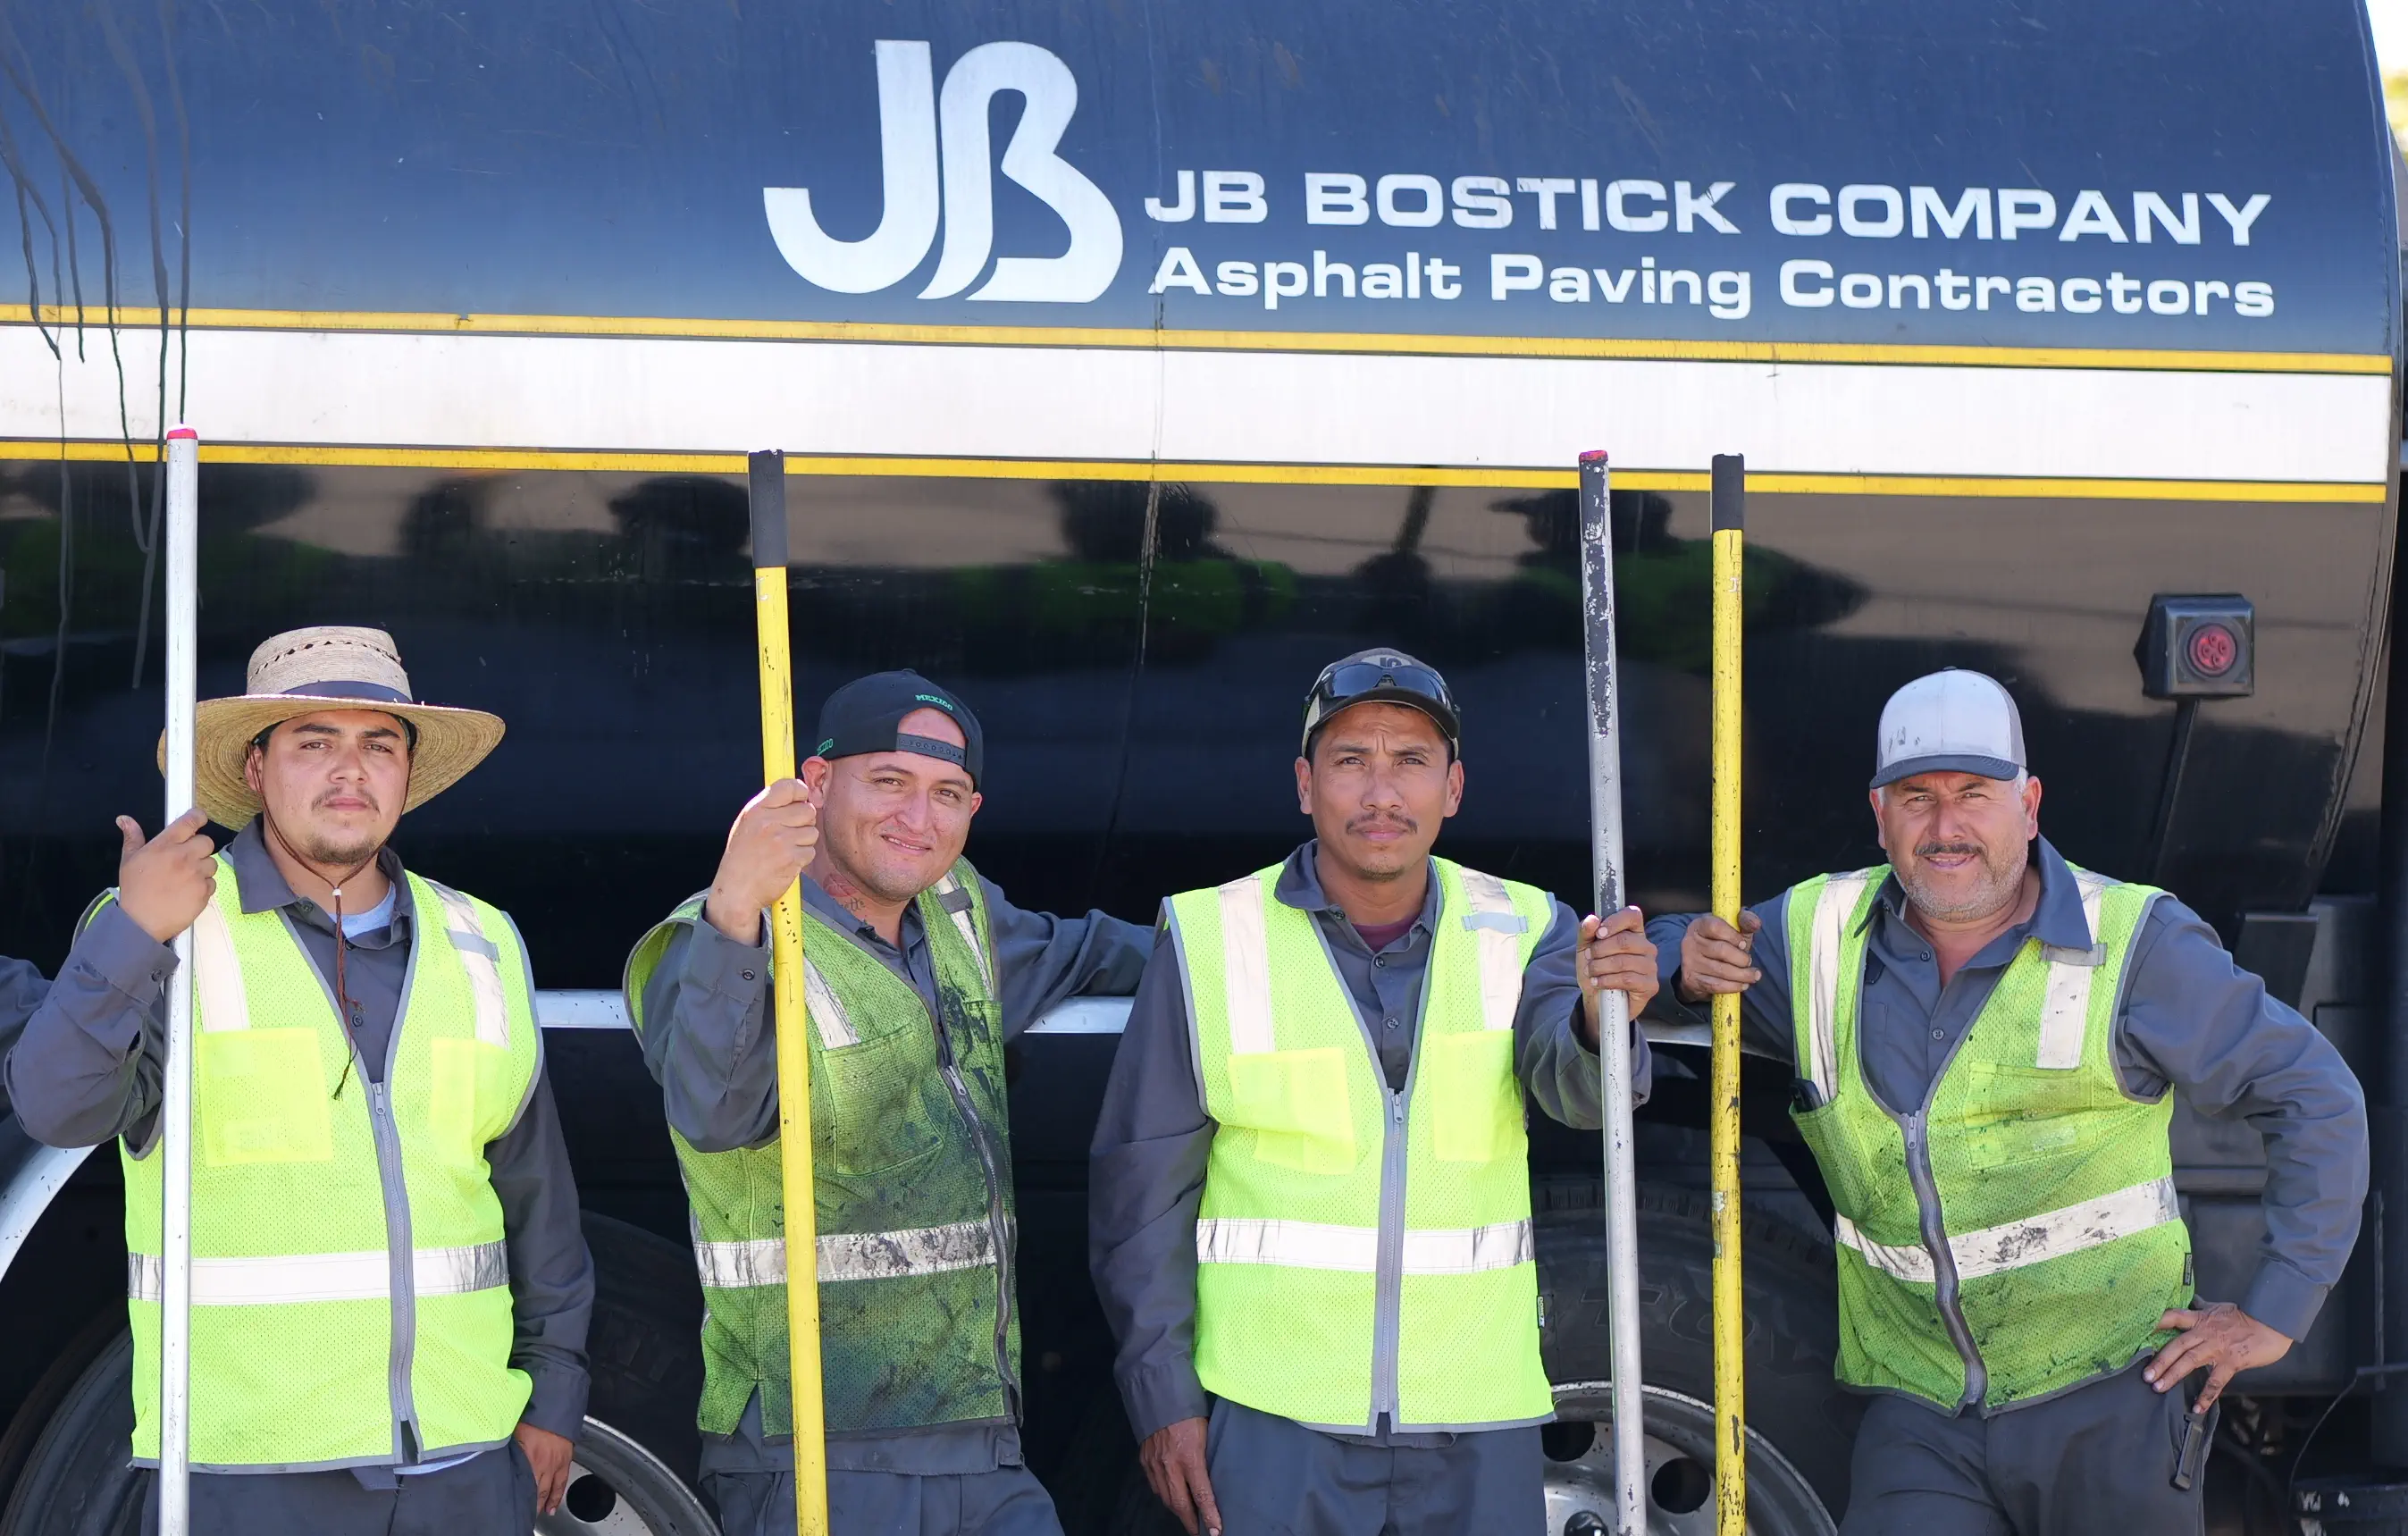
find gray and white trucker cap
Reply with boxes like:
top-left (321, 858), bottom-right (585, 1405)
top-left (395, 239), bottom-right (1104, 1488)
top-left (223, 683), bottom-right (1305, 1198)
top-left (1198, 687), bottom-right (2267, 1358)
top-left (1870, 669), bottom-right (2027, 789)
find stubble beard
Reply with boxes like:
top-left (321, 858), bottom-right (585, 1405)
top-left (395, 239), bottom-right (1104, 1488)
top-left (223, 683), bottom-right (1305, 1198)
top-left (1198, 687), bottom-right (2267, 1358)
top-left (1896, 839), bottom-right (2026, 924)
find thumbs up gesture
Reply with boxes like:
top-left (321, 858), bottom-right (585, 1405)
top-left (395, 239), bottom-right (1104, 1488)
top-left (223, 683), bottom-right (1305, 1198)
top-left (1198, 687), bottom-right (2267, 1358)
top-left (113, 809), bottom-right (218, 942)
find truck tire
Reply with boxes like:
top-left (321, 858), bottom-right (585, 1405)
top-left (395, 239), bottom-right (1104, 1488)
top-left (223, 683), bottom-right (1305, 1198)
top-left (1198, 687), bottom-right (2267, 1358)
top-left (1537, 1180), bottom-right (1860, 1534)
top-left (0, 1213), bottom-right (716, 1536)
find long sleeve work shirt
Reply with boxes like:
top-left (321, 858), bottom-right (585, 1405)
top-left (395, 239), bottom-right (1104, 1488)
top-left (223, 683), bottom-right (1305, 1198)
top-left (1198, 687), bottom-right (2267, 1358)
top-left (1640, 836), bottom-right (2367, 1345)
top-left (633, 869), bottom-right (1152, 1477)
top-left (1, 819), bottom-right (594, 1453)
top-left (1087, 841), bottom-right (1650, 1446)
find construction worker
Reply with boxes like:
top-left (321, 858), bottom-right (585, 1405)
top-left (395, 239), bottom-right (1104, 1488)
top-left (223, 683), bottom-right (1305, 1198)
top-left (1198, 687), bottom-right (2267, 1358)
top-left (1649, 668), bottom-right (2368, 1534)
top-left (623, 669), bottom-right (1152, 1536)
top-left (4, 626), bottom-right (592, 1535)
top-left (1088, 648), bottom-right (1660, 1536)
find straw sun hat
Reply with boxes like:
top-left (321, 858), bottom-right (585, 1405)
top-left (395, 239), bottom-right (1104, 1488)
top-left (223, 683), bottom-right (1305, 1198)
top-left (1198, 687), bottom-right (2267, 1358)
top-left (161, 626), bottom-right (506, 828)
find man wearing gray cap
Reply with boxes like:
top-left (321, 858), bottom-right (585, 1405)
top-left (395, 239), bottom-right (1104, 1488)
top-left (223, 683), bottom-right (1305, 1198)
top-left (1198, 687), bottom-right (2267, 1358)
top-left (1648, 668), bottom-right (2366, 1533)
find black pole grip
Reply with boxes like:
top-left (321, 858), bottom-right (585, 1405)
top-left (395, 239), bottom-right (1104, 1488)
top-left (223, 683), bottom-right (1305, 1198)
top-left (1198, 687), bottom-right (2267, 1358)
top-left (748, 449), bottom-right (789, 569)
top-left (1711, 453), bottom-right (1745, 533)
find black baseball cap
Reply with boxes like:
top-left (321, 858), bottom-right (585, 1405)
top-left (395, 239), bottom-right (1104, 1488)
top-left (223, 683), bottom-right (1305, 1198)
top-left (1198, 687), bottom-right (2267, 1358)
top-left (1301, 648), bottom-right (1461, 758)
top-left (812, 670), bottom-right (985, 785)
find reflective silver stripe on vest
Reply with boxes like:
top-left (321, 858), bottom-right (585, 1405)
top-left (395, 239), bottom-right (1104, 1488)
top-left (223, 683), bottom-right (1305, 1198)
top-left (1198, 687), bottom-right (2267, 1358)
top-left (1834, 1175), bottom-right (2181, 1286)
top-left (692, 1218), bottom-right (1000, 1288)
top-left (1456, 869), bottom-right (1528, 1034)
top-left (128, 1240), bottom-right (508, 1305)
top-left (1196, 1216), bottom-right (1534, 1275)
top-left (1217, 873), bottom-right (1278, 1055)
top-left (1805, 872), bottom-right (1875, 1102)
top-left (429, 882), bottom-right (511, 1050)
top-left (931, 874), bottom-right (993, 991)
top-left (190, 901), bottom-right (251, 1034)
top-left (2034, 872), bottom-right (2116, 1070)
top-left (802, 961), bottom-right (858, 1049)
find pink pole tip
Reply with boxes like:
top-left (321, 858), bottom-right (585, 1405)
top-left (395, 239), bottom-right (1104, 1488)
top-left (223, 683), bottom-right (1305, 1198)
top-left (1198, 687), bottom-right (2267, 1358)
top-left (1579, 449), bottom-right (1608, 464)
top-left (166, 425), bottom-right (198, 441)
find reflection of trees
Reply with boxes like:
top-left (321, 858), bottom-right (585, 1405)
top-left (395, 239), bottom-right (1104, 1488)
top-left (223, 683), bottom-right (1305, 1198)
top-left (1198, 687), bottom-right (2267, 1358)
top-left (1484, 487), bottom-right (1865, 672)
top-left (608, 475), bottom-right (751, 583)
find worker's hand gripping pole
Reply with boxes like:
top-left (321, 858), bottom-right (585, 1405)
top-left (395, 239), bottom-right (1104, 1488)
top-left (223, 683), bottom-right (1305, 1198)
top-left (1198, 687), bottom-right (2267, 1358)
top-left (747, 450), bottom-right (832, 1536)
top-left (157, 425), bottom-right (199, 1536)
top-left (1576, 452), bottom-right (1648, 1536)
top-left (1708, 453), bottom-right (1749, 1536)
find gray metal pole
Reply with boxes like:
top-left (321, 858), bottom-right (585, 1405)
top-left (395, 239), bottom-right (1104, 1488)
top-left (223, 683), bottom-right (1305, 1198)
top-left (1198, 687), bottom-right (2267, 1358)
top-left (1577, 449), bottom-right (1647, 1536)
top-left (158, 424), bottom-right (199, 1536)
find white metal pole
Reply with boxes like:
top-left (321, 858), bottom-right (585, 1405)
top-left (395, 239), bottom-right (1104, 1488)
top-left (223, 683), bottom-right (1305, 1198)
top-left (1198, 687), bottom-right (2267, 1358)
top-left (1576, 450), bottom-right (1648, 1536)
top-left (158, 424), bottom-right (199, 1536)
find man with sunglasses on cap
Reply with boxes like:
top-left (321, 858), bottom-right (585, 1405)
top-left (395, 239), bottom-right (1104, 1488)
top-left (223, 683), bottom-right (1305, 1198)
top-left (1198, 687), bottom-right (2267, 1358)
top-left (4, 625), bottom-right (592, 1533)
top-left (623, 669), bottom-right (1152, 1536)
top-left (1647, 668), bottom-right (2366, 1534)
top-left (1088, 648), bottom-right (1661, 1536)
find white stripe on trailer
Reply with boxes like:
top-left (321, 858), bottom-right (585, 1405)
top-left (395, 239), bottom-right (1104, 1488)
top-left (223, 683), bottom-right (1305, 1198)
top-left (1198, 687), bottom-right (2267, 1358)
top-left (0, 325), bottom-right (2388, 486)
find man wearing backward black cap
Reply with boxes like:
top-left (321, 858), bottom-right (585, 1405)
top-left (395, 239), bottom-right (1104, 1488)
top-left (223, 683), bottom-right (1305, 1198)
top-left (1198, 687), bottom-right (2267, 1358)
top-left (623, 670), bottom-right (1151, 1536)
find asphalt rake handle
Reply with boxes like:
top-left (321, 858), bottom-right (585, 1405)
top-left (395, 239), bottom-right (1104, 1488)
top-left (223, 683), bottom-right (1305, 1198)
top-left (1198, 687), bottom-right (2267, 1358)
top-left (158, 425), bottom-right (199, 1536)
top-left (748, 449), bottom-right (833, 1536)
top-left (1577, 450), bottom-right (1648, 1536)
top-left (1709, 452), bottom-right (1749, 1536)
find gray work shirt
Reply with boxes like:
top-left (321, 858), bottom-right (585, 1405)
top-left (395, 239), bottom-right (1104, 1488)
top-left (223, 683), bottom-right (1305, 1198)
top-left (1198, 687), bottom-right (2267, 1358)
top-left (1641, 836), bottom-right (2367, 1345)
top-left (634, 870), bottom-right (1152, 1479)
top-left (0, 957), bottom-right (55, 1121)
top-left (1087, 841), bottom-right (1649, 1446)
top-left (1, 819), bottom-right (595, 1448)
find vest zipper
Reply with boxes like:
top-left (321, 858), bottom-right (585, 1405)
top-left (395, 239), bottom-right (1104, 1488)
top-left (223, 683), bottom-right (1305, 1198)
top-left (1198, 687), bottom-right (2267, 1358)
top-left (364, 1073), bottom-right (421, 1456)
top-left (1372, 1087), bottom-right (1409, 1428)
top-left (1900, 1113), bottom-right (1985, 1408)
top-left (922, 995), bottom-right (1019, 1420)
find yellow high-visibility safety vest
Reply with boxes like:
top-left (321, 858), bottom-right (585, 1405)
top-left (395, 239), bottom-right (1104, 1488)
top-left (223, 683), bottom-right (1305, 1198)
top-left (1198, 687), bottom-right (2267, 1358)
top-left (1167, 857), bottom-right (1557, 1433)
top-left (119, 859), bottom-right (542, 1471)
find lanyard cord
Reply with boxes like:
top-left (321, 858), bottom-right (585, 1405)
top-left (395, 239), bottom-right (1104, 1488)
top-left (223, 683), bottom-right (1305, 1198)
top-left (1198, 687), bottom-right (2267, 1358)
top-left (262, 811), bottom-right (382, 1102)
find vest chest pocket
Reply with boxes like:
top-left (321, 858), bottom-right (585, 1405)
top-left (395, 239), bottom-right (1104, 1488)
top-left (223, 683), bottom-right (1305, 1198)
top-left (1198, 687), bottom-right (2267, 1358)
top-left (1948, 1060), bottom-right (2110, 1172)
top-left (1427, 1031), bottom-right (1521, 1163)
top-left (1225, 1048), bottom-right (1356, 1176)
top-left (198, 1028), bottom-right (335, 1165)
top-left (820, 1011), bottom-right (948, 1178)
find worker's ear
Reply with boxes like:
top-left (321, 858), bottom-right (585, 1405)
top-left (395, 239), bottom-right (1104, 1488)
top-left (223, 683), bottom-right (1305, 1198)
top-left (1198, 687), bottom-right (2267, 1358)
top-left (243, 739), bottom-right (268, 797)
top-left (1440, 758), bottom-right (1464, 818)
top-left (1294, 755), bottom-right (1313, 816)
top-left (1867, 785), bottom-right (1890, 853)
top-left (800, 756), bottom-right (832, 803)
top-left (2020, 773), bottom-right (2043, 838)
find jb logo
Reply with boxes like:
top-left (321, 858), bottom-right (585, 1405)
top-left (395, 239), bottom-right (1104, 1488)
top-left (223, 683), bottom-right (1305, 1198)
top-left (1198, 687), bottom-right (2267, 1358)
top-left (765, 40), bottom-right (1124, 303)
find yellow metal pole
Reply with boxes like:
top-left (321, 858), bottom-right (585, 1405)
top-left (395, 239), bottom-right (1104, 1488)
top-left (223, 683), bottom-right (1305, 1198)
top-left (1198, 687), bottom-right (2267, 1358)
top-left (749, 449), bottom-right (830, 1536)
top-left (1709, 453), bottom-right (1749, 1536)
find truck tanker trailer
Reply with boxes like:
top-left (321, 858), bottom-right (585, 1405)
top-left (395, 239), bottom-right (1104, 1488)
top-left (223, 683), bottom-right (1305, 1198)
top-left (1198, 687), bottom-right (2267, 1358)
top-left (0, 1), bottom-right (2396, 1531)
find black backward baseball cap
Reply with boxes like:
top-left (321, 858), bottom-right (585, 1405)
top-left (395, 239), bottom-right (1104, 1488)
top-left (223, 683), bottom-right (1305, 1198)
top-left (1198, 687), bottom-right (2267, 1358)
top-left (813, 670), bottom-right (985, 785)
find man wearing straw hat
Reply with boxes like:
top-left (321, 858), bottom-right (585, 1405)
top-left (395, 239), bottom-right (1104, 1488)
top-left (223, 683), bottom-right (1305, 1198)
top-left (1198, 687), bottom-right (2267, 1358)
top-left (5, 625), bottom-right (592, 1534)
top-left (623, 668), bottom-right (1153, 1536)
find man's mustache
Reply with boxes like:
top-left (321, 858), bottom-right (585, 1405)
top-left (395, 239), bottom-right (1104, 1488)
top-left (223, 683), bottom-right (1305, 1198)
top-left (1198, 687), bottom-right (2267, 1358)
top-left (1347, 814), bottom-right (1418, 835)
top-left (313, 789), bottom-right (382, 814)
top-left (1915, 841), bottom-right (1985, 859)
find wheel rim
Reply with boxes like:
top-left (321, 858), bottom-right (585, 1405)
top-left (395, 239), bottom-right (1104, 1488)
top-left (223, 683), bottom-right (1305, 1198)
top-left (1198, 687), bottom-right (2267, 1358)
top-left (1542, 1381), bottom-right (1835, 1536)
top-left (534, 1417), bottom-right (718, 1536)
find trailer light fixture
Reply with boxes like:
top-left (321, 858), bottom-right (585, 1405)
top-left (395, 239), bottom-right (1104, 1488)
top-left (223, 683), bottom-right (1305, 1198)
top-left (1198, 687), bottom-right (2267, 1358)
top-left (2137, 593), bottom-right (2254, 699)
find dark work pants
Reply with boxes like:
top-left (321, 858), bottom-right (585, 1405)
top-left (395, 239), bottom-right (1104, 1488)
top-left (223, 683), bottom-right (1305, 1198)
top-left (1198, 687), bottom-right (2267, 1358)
top-left (1842, 1364), bottom-right (2211, 1536)
top-left (706, 1464), bottom-right (1063, 1536)
top-left (1203, 1398), bottom-right (1544, 1536)
top-left (140, 1446), bottom-right (532, 1536)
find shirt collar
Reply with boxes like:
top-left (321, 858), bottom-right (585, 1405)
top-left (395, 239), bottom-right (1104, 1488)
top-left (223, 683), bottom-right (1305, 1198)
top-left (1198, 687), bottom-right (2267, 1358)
top-left (1272, 840), bottom-right (1439, 933)
top-left (226, 818), bottom-right (407, 922)
top-left (1867, 836), bottom-right (2091, 949)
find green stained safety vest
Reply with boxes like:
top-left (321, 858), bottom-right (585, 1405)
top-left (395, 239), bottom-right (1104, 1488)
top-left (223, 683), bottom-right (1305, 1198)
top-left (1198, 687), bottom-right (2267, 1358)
top-left (1785, 862), bottom-right (2194, 1413)
top-left (120, 858), bottom-right (541, 1470)
top-left (623, 861), bottom-right (1017, 1438)
top-left (1168, 857), bottom-right (1557, 1433)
